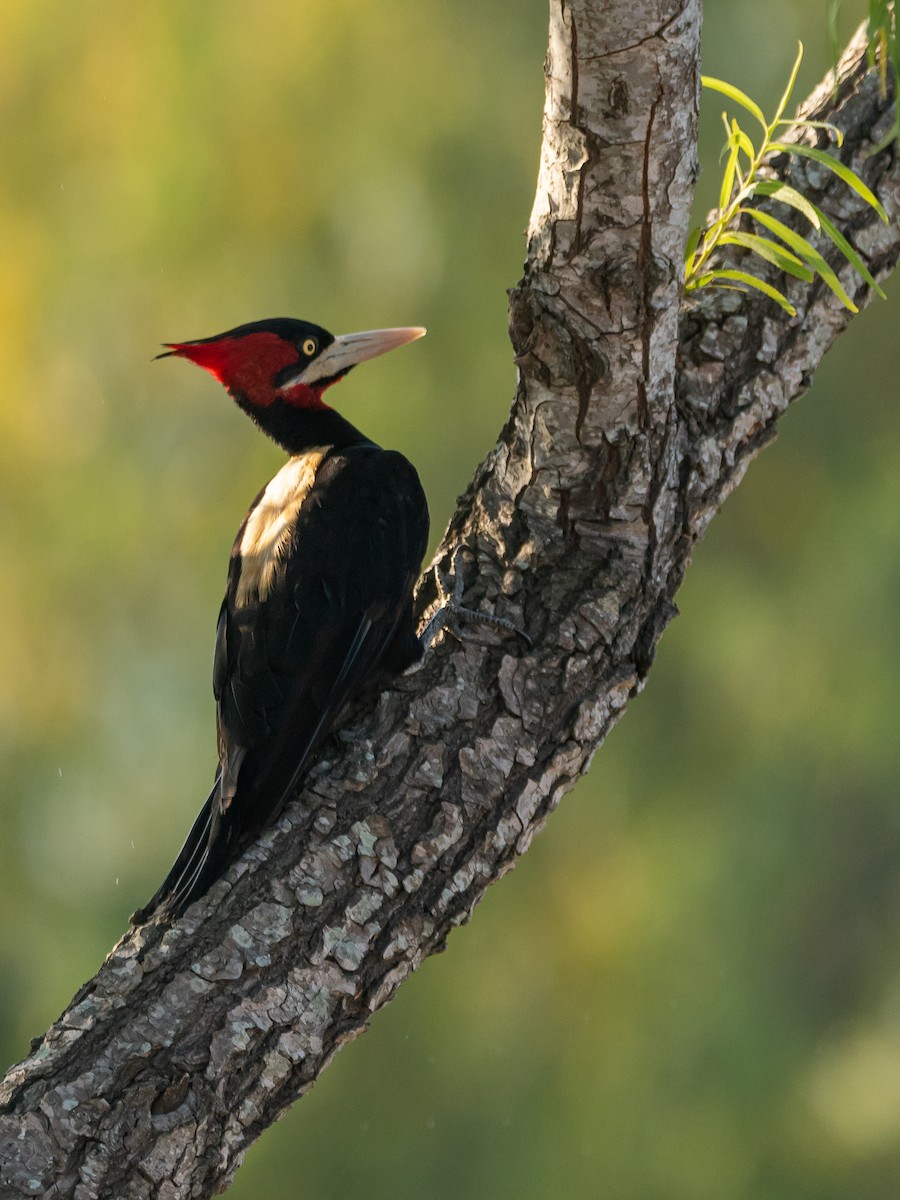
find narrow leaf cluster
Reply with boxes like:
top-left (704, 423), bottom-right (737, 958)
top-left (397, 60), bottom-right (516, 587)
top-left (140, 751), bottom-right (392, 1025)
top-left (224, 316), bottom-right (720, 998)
top-left (685, 43), bottom-right (888, 316)
top-left (831, 0), bottom-right (899, 148)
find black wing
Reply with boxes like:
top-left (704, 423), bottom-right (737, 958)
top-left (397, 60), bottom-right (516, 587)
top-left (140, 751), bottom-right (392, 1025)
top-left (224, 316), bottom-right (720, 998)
top-left (133, 444), bottom-right (428, 921)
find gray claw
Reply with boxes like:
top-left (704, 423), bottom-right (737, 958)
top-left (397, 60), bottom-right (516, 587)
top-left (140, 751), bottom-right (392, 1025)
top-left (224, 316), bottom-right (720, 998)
top-left (420, 546), bottom-right (531, 651)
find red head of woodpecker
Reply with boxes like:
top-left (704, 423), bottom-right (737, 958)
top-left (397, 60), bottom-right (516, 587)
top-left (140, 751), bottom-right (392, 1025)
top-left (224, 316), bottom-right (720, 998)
top-left (159, 318), bottom-right (426, 452)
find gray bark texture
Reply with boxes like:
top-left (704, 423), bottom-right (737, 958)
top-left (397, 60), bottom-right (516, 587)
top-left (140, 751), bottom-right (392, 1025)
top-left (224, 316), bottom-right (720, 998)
top-left (1, 4), bottom-right (898, 1197)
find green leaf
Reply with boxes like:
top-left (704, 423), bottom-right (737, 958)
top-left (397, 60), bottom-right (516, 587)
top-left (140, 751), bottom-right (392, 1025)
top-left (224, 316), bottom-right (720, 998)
top-left (705, 269), bottom-right (797, 315)
top-left (778, 118), bottom-right (844, 147)
top-left (729, 121), bottom-right (755, 162)
top-left (711, 283), bottom-right (757, 296)
top-left (769, 141), bottom-right (888, 221)
top-left (702, 75), bottom-right (767, 134)
top-left (868, 1), bottom-right (890, 50)
top-left (718, 231), bottom-right (814, 281)
top-left (828, 1), bottom-right (841, 88)
top-left (742, 206), bottom-right (858, 311)
top-left (772, 43), bottom-right (804, 126)
top-left (872, 8), bottom-right (900, 144)
top-left (751, 180), bottom-right (821, 229)
top-left (718, 118), bottom-right (754, 178)
top-left (719, 124), bottom-right (742, 211)
top-left (867, 124), bottom-right (899, 156)
top-left (809, 203), bottom-right (888, 299)
top-left (684, 226), bottom-right (702, 277)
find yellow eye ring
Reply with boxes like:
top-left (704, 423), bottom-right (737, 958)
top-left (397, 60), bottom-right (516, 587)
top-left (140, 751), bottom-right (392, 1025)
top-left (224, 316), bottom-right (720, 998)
top-left (302, 338), bottom-right (317, 356)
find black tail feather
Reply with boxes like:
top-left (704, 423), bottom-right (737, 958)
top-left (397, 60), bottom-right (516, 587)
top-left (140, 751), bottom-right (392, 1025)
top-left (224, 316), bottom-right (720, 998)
top-left (131, 614), bottom-right (410, 926)
top-left (130, 780), bottom-right (219, 924)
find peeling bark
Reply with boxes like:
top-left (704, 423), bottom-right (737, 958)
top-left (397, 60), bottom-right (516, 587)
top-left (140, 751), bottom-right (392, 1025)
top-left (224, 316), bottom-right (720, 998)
top-left (1, 7), bottom-right (897, 1198)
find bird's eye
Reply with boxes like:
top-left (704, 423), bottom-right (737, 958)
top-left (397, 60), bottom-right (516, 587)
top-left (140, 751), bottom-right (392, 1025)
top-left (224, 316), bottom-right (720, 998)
top-left (302, 338), bottom-right (317, 356)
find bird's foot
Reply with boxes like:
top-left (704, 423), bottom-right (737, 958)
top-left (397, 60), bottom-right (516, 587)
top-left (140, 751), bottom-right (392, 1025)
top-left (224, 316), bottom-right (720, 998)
top-left (419, 547), bottom-right (532, 652)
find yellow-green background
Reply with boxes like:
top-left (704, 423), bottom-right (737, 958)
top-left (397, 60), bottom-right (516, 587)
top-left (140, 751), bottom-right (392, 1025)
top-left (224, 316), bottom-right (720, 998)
top-left (1, 2), bottom-right (898, 1197)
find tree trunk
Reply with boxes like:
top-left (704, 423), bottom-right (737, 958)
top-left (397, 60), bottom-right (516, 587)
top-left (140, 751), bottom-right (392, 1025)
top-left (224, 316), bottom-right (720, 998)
top-left (1, 5), bottom-right (897, 1197)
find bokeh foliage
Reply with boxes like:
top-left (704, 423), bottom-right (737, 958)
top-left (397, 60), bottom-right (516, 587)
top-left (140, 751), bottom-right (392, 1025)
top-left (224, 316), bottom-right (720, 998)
top-left (1, 1), bottom-right (898, 1197)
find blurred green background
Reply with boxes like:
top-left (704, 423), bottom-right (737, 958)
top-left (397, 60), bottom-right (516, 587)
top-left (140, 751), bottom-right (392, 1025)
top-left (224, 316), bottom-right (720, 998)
top-left (1, 1), bottom-right (898, 1196)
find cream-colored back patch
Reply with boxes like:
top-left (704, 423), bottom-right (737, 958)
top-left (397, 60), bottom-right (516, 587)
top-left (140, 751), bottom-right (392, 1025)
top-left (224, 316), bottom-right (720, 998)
top-left (235, 448), bottom-right (327, 607)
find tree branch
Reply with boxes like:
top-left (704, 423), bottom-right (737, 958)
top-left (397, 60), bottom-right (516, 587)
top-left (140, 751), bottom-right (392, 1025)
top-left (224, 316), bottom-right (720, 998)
top-left (1, 8), bottom-right (896, 1198)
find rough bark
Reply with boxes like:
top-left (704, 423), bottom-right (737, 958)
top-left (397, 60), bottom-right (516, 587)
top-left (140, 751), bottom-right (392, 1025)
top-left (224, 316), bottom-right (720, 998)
top-left (1, 6), bottom-right (897, 1198)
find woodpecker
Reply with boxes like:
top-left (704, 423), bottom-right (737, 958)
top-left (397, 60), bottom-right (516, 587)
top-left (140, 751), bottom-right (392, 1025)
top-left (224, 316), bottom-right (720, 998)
top-left (132, 318), bottom-right (428, 923)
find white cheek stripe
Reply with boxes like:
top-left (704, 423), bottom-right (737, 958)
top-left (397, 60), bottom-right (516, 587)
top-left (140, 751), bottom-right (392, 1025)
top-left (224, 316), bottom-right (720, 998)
top-left (235, 448), bottom-right (327, 607)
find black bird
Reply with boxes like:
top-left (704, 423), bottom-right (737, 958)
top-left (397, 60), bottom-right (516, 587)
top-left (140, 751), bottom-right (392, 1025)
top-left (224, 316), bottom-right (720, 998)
top-left (132, 318), bottom-right (428, 922)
